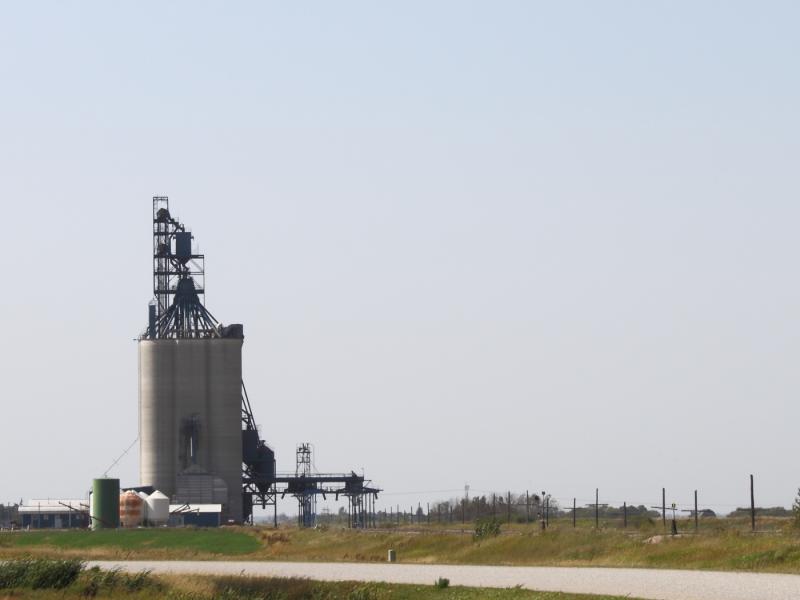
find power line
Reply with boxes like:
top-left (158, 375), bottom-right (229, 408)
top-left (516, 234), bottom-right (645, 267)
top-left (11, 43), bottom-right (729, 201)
top-left (102, 437), bottom-right (139, 478)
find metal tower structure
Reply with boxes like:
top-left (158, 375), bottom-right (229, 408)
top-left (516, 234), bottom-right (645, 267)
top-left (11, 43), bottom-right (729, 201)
top-left (278, 443), bottom-right (379, 529)
top-left (293, 443), bottom-right (317, 527)
top-left (149, 196), bottom-right (216, 339)
top-left (296, 444), bottom-right (312, 477)
top-left (241, 383), bottom-right (277, 525)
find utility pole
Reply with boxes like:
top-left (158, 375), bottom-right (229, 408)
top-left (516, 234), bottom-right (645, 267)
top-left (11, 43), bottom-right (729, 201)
top-left (595, 488), bottom-right (599, 529)
top-left (545, 495), bottom-right (550, 527)
top-left (541, 491), bottom-right (546, 531)
top-left (750, 474), bottom-right (756, 532)
top-left (670, 502), bottom-right (678, 535)
top-left (681, 490), bottom-right (706, 533)
top-left (526, 490), bottom-right (530, 524)
top-left (585, 489), bottom-right (607, 529)
top-left (573, 498), bottom-right (576, 528)
top-left (461, 483), bottom-right (469, 525)
top-left (651, 489), bottom-right (677, 535)
top-left (507, 491), bottom-right (512, 524)
top-left (623, 502), bottom-right (627, 528)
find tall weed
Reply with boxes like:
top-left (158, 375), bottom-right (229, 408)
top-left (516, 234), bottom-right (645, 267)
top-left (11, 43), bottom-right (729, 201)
top-left (0, 559), bottom-right (84, 589)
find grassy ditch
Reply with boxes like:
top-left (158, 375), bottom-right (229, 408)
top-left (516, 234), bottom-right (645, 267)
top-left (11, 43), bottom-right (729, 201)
top-left (0, 559), bottom-right (639, 600)
top-left (3, 519), bottom-right (800, 573)
top-left (251, 520), bottom-right (800, 573)
top-left (192, 575), bottom-right (637, 600)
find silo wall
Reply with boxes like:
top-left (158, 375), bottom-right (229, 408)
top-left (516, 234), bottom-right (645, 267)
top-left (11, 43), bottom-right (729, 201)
top-left (139, 337), bottom-right (243, 523)
top-left (91, 478), bottom-right (120, 530)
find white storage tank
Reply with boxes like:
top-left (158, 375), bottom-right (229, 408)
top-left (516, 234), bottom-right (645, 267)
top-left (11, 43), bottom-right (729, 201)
top-left (145, 490), bottom-right (170, 526)
top-left (137, 491), bottom-right (150, 523)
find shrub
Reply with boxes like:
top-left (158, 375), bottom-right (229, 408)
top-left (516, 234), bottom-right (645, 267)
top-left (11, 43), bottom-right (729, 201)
top-left (474, 517), bottom-right (502, 540)
top-left (348, 584), bottom-right (378, 600)
top-left (0, 560), bottom-right (29, 588)
top-left (214, 575), bottom-right (333, 600)
top-left (0, 559), bottom-right (84, 590)
top-left (434, 577), bottom-right (450, 589)
top-left (80, 566), bottom-right (160, 596)
top-left (210, 577), bottom-right (382, 600)
top-left (793, 488), bottom-right (800, 529)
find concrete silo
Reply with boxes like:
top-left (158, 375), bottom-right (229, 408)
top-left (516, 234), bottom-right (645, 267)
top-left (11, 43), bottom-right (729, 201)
top-left (138, 197), bottom-right (245, 523)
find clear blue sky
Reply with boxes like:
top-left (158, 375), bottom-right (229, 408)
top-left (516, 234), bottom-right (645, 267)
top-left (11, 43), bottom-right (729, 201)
top-left (1, 1), bottom-right (799, 515)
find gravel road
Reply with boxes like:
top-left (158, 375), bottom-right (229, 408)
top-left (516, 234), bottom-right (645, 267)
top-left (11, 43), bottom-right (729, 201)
top-left (89, 560), bottom-right (800, 600)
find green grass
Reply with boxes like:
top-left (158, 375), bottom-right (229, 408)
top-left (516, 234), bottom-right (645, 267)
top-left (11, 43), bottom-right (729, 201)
top-left (0, 528), bottom-right (259, 558)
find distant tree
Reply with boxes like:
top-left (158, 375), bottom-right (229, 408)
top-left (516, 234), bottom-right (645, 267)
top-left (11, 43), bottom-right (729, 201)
top-left (728, 506), bottom-right (792, 518)
top-left (793, 488), bottom-right (800, 528)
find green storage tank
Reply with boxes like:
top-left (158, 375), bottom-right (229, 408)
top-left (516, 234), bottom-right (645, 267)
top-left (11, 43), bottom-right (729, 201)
top-left (91, 478), bottom-right (120, 530)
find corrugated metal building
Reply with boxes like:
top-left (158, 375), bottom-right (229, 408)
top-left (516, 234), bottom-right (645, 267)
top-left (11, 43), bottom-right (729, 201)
top-left (18, 500), bottom-right (89, 529)
top-left (167, 504), bottom-right (222, 527)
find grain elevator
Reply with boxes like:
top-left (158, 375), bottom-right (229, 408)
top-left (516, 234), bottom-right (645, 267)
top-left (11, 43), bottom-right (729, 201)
top-left (138, 196), bottom-right (379, 527)
top-left (139, 197), bottom-right (244, 523)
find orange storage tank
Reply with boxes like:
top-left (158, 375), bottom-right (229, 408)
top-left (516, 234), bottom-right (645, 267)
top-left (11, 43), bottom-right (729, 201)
top-left (119, 491), bottom-right (144, 528)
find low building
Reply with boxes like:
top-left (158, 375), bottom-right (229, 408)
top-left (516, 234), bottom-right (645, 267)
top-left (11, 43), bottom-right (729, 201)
top-left (19, 500), bottom-right (89, 529)
top-left (168, 503), bottom-right (222, 527)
